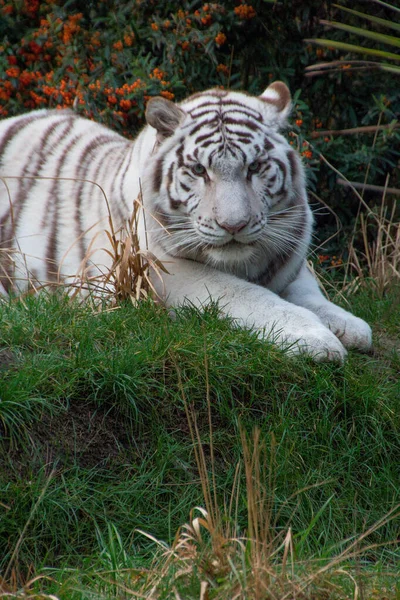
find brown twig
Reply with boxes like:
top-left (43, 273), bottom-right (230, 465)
top-left (311, 124), bottom-right (400, 138)
top-left (306, 66), bottom-right (384, 77)
top-left (305, 59), bottom-right (384, 71)
top-left (337, 178), bottom-right (400, 196)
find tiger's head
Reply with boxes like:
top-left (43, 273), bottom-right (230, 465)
top-left (143, 82), bottom-right (311, 271)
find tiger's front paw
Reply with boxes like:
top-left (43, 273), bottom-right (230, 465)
top-left (281, 323), bottom-right (348, 362)
top-left (313, 306), bottom-right (372, 351)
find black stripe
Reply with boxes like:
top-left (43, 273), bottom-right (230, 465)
top-left (46, 131), bottom-right (82, 281)
top-left (224, 141), bottom-right (247, 161)
top-left (201, 140), bottom-right (217, 148)
top-left (176, 141), bottom-right (185, 168)
top-left (194, 131), bottom-right (218, 144)
top-left (272, 159), bottom-right (287, 194)
top-left (75, 135), bottom-right (126, 258)
top-left (230, 137), bottom-right (251, 144)
top-left (228, 130), bottom-right (254, 138)
top-left (187, 118), bottom-right (219, 136)
top-left (264, 138), bottom-right (274, 152)
top-left (153, 156), bottom-right (164, 192)
top-left (287, 150), bottom-right (299, 182)
top-left (222, 117), bottom-right (261, 132)
top-left (0, 112), bottom-right (52, 163)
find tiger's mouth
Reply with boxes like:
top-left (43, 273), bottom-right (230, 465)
top-left (218, 238), bottom-right (257, 249)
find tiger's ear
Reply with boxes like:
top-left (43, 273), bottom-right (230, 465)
top-left (259, 81), bottom-right (291, 127)
top-left (145, 97), bottom-right (186, 140)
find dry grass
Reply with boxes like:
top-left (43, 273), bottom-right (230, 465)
top-left (0, 175), bottom-right (168, 305)
top-left (304, 133), bottom-right (400, 298)
top-left (69, 191), bottom-right (169, 306)
top-left (347, 189), bottom-right (400, 297)
top-left (0, 576), bottom-right (59, 600)
top-left (316, 116), bottom-right (400, 297)
top-left (134, 458), bottom-right (399, 598)
top-left (125, 351), bottom-right (400, 600)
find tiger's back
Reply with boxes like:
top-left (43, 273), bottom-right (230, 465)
top-left (0, 109), bottom-right (151, 292)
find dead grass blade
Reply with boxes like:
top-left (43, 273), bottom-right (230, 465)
top-left (0, 174), bottom-right (168, 305)
top-left (133, 356), bottom-right (400, 598)
top-left (67, 193), bottom-right (169, 305)
top-left (301, 131), bottom-right (400, 297)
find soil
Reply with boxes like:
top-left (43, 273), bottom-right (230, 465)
top-left (0, 348), bottom-right (17, 370)
top-left (0, 399), bottom-right (142, 479)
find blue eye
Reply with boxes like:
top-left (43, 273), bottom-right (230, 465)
top-left (248, 161), bottom-right (260, 173)
top-left (192, 163), bottom-right (206, 175)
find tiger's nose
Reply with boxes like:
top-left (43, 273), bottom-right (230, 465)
top-left (216, 219), bottom-right (249, 234)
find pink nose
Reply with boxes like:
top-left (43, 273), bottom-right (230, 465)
top-left (216, 219), bottom-right (249, 234)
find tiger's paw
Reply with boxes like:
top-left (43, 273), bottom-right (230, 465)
top-left (312, 306), bottom-right (372, 352)
top-left (281, 323), bottom-right (348, 362)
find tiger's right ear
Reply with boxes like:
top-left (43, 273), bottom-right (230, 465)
top-left (145, 97), bottom-right (186, 140)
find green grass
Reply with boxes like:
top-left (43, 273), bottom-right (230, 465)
top-left (0, 285), bottom-right (399, 598)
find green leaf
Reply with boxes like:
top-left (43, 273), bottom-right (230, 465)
top-left (320, 20), bottom-right (400, 49)
top-left (306, 39), bottom-right (400, 62)
top-left (367, 0), bottom-right (400, 15)
top-left (295, 495), bottom-right (335, 548)
top-left (380, 63), bottom-right (400, 74)
top-left (333, 4), bottom-right (400, 34)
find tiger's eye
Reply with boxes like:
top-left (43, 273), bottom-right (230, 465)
top-left (192, 163), bottom-right (206, 175)
top-left (248, 161), bottom-right (260, 173)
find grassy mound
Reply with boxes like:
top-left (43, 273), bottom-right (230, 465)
top-left (0, 286), bottom-right (399, 598)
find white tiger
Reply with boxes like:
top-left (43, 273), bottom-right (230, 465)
top-left (0, 81), bottom-right (372, 360)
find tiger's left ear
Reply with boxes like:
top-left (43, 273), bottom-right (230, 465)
top-left (259, 81), bottom-right (291, 127)
top-left (146, 97), bottom-right (186, 140)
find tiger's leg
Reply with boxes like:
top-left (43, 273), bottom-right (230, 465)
top-left (281, 262), bottom-right (372, 351)
top-left (153, 256), bottom-right (348, 361)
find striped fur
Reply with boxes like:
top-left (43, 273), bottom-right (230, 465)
top-left (0, 82), bottom-right (372, 360)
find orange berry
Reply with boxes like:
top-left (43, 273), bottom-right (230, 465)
top-left (124, 34), bottom-right (134, 46)
top-left (215, 32), bottom-right (227, 46)
top-left (217, 64), bottom-right (229, 75)
top-left (120, 99), bottom-right (132, 111)
top-left (5, 67), bottom-right (20, 78)
top-left (160, 90), bottom-right (174, 100)
top-left (234, 4), bottom-right (256, 19)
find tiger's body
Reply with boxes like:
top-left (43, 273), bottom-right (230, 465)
top-left (0, 82), bottom-right (372, 360)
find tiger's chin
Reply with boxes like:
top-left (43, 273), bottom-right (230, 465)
top-left (205, 241), bottom-right (257, 266)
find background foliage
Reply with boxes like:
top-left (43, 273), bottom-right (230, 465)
top-left (0, 0), bottom-right (399, 248)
